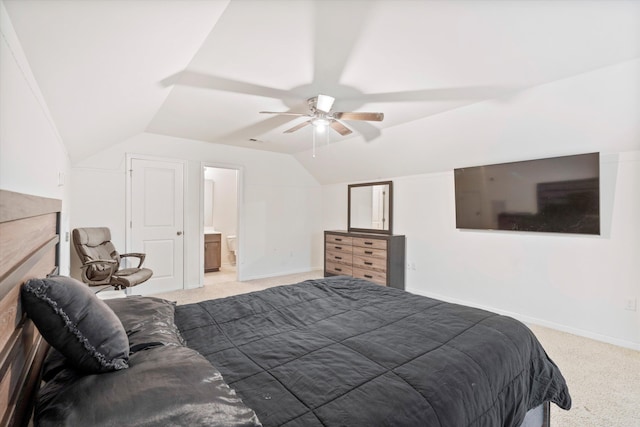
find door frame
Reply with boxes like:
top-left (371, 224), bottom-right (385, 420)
top-left (125, 153), bottom-right (187, 289)
top-left (200, 161), bottom-right (244, 285)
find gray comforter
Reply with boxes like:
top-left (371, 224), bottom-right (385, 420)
top-left (175, 276), bottom-right (571, 427)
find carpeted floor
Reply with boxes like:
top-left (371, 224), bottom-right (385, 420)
top-left (527, 324), bottom-right (640, 427)
top-left (152, 270), bottom-right (640, 427)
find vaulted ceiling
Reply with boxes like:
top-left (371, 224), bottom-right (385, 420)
top-left (4, 0), bottom-right (640, 183)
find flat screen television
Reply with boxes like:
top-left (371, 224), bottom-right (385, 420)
top-left (454, 153), bottom-right (600, 235)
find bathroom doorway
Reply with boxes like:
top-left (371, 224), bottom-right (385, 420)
top-left (201, 164), bottom-right (241, 286)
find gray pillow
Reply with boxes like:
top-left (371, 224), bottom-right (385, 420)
top-left (21, 275), bottom-right (129, 373)
top-left (105, 296), bottom-right (185, 353)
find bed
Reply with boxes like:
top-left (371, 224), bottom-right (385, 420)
top-left (1, 190), bottom-right (571, 427)
top-left (172, 276), bottom-right (571, 426)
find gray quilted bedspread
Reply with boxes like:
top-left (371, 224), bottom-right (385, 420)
top-left (175, 276), bottom-right (571, 427)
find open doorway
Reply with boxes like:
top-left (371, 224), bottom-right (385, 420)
top-left (202, 164), bottom-right (240, 286)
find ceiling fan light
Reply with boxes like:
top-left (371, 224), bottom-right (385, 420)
top-left (312, 118), bottom-right (330, 130)
top-left (316, 94), bottom-right (335, 113)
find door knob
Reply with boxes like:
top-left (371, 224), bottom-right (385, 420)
top-left (177, 231), bottom-right (183, 236)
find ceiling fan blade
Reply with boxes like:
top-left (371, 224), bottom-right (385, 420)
top-left (334, 112), bottom-right (384, 121)
top-left (284, 120), bottom-right (312, 133)
top-left (260, 111), bottom-right (308, 116)
top-left (161, 70), bottom-right (297, 101)
top-left (348, 86), bottom-right (518, 103)
top-left (330, 120), bottom-right (352, 136)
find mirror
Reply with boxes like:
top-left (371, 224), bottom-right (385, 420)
top-left (348, 181), bottom-right (393, 234)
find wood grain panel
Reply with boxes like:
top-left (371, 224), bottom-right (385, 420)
top-left (0, 215), bottom-right (56, 280)
top-left (325, 242), bottom-right (352, 255)
top-left (326, 250), bottom-right (352, 266)
top-left (0, 249), bottom-right (55, 352)
top-left (352, 267), bottom-right (387, 286)
top-left (353, 255), bottom-right (387, 272)
top-left (0, 322), bottom-right (38, 418)
top-left (325, 234), bottom-right (353, 245)
top-left (0, 190), bottom-right (60, 427)
top-left (325, 262), bottom-right (353, 276)
top-left (352, 246), bottom-right (387, 259)
top-left (352, 237), bottom-right (387, 250)
top-left (0, 190), bottom-right (61, 224)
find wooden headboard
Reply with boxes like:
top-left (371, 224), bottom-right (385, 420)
top-left (0, 190), bottom-right (61, 427)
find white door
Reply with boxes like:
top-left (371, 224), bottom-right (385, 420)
top-left (129, 158), bottom-right (184, 294)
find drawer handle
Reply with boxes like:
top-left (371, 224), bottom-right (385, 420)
top-left (335, 256), bottom-right (342, 260)
top-left (364, 251), bottom-right (373, 255)
top-left (335, 246), bottom-right (342, 250)
top-left (364, 261), bottom-right (373, 266)
top-left (335, 267), bottom-right (342, 272)
top-left (364, 274), bottom-right (373, 279)
top-left (335, 238), bottom-right (343, 242)
top-left (364, 241), bottom-right (373, 245)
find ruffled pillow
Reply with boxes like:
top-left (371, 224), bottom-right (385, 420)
top-left (21, 275), bottom-right (129, 373)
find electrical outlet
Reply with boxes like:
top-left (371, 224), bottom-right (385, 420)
top-left (625, 298), bottom-right (637, 311)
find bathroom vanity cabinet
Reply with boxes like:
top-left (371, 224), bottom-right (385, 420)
top-left (205, 233), bottom-right (221, 272)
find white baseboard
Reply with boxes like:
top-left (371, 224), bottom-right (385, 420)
top-left (406, 287), bottom-right (640, 351)
top-left (240, 268), bottom-right (322, 282)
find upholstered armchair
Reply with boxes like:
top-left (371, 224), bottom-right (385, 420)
top-left (72, 227), bottom-right (153, 290)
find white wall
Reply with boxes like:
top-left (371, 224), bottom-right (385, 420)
top-left (0, 1), bottom-right (71, 273)
top-left (323, 152), bottom-right (639, 350)
top-left (70, 132), bottom-right (323, 289)
top-left (321, 56), bottom-right (640, 350)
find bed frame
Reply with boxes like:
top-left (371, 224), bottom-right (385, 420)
top-left (0, 190), bottom-right (61, 427)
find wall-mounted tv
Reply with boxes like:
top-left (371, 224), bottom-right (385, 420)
top-left (454, 153), bottom-right (600, 235)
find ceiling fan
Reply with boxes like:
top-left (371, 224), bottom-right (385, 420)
top-left (259, 94), bottom-right (383, 136)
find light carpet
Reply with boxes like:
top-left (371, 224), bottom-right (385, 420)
top-left (152, 270), bottom-right (640, 427)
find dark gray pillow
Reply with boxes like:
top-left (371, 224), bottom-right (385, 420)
top-left (21, 275), bottom-right (129, 373)
top-left (105, 296), bottom-right (185, 353)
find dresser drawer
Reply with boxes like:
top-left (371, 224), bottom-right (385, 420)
top-left (326, 250), bottom-right (352, 265)
top-left (353, 255), bottom-right (386, 272)
top-left (326, 261), bottom-right (353, 276)
top-left (352, 267), bottom-right (387, 286)
top-left (352, 237), bottom-right (387, 250)
top-left (326, 234), bottom-right (353, 246)
top-left (352, 246), bottom-right (386, 259)
top-left (325, 242), bottom-right (352, 255)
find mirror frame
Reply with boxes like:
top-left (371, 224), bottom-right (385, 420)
top-left (348, 181), bottom-right (393, 234)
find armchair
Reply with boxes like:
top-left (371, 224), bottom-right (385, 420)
top-left (72, 227), bottom-right (153, 290)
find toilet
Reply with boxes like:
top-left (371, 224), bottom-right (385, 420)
top-left (226, 235), bottom-right (237, 265)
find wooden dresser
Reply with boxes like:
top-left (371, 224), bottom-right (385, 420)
top-left (324, 230), bottom-right (406, 289)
